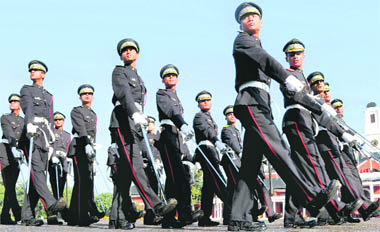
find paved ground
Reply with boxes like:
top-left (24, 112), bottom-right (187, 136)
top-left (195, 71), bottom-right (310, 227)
top-left (1, 218), bottom-right (380, 232)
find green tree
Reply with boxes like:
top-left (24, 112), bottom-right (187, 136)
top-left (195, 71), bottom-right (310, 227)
top-left (191, 168), bottom-right (203, 209)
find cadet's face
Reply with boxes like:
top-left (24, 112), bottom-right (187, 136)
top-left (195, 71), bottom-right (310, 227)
top-left (54, 119), bottom-right (64, 128)
top-left (198, 99), bottom-right (212, 112)
top-left (80, 92), bottom-right (94, 104)
top-left (121, 48), bottom-right (139, 63)
top-left (287, 52), bottom-right (305, 68)
top-left (240, 13), bottom-right (262, 34)
top-left (30, 70), bottom-right (45, 81)
top-left (324, 90), bottom-right (331, 102)
top-left (226, 112), bottom-right (237, 124)
top-left (335, 106), bottom-right (344, 115)
top-left (9, 101), bottom-right (20, 111)
top-left (147, 122), bottom-right (155, 132)
top-left (163, 74), bottom-right (178, 88)
top-left (311, 80), bottom-right (325, 94)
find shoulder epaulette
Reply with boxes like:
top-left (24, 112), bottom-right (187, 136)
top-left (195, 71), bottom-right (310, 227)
top-left (115, 65), bottom-right (124, 68)
top-left (223, 125), bottom-right (231, 128)
top-left (2, 113), bottom-right (9, 116)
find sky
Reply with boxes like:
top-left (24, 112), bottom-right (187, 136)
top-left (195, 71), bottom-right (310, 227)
top-left (1, 1), bottom-right (379, 193)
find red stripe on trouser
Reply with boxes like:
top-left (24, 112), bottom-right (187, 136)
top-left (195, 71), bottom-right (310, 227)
top-left (246, 106), bottom-right (312, 202)
top-left (328, 151), bottom-right (365, 207)
top-left (228, 164), bottom-right (237, 185)
top-left (117, 128), bottom-right (154, 208)
top-left (295, 124), bottom-right (340, 211)
top-left (257, 179), bottom-right (271, 217)
top-left (295, 124), bottom-right (325, 189)
top-left (73, 157), bottom-right (81, 216)
top-left (342, 158), bottom-right (367, 209)
top-left (164, 144), bottom-right (175, 183)
top-left (30, 168), bottom-right (48, 210)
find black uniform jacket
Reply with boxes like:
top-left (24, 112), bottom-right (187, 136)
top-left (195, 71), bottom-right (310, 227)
top-left (221, 125), bottom-right (242, 154)
top-left (20, 83), bottom-right (54, 150)
top-left (110, 65), bottom-right (146, 139)
top-left (233, 32), bottom-right (289, 108)
top-left (68, 105), bottom-right (97, 158)
top-left (0, 112), bottom-right (25, 167)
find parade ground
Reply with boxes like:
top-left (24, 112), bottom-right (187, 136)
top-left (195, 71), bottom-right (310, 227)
top-left (0, 218), bottom-right (380, 232)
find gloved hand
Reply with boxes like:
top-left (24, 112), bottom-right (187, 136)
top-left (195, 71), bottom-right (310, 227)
top-left (51, 156), bottom-right (60, 164)
top-left (341, 132), bottom-right (356, 145)
top-left (284, 75), bottom-right (305, 93)
top-left (354, 134), bottom-right (364, 147)
top-left (321, 103), bottom-right (337, 117)
top-left (85, 144), bottom-right (95, 159)
top-left (26, 123), bottom-right (38, 138)
top-left (132, 112), bottom-right (148, 130)
top-left (215, 141), bottom-right (228, 153)
top-left (33, 117), bottom-right (47, 124)
top-left (11, 147), bottom-right (22, 159)
top-left (180, 124), bottom-right (194, 141)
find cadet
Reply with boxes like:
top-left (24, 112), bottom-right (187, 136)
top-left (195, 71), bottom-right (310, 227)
top-left (67, 85), bottom-right (104, 226)
top-left (308, 73), bottom-right (380, 221)
top-left (109, 38), bottom-right (177, 229)
top-left (280, 40), bottom-right (356, 227)
top-left (193, 90), bottom-right (229, 227)
top-left (47, 112), bottom-right (71, 225)
top-left (229, 3), bottom-right (339, 231)
top-left (156, 64), bottom-right (203, 228)
top-left (331, 99), bottom-right (344, 119)
top-left (20, 60), bottom-right (66, 226)
top-left (324, 83), bottom-right (331, 105)
top-left (0, 94), bottom-right (24, 224)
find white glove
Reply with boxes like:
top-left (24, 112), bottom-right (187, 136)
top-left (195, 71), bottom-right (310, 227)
top-left (354, 134), bottom-right (364, 146)
top-left (321, 103), bottom-right (337, 117)
top-left (180, 124), bottom-right (194, 141)
top-left (132, 112), bottom-right (148, 129)
top-left (341, 132), bottom-right (356, 144)
top-left (33, 117), bottom-right (47, 124)
top-left (26, 123), bottom-right (38, 138)
top-left (285, 75), bottom-right (305, 93)
top-left (215, 141), bottom-right (227, 153)
top-left (51, 156), bottom-right (60, 164)
top-left (85, 144), bottom-right (95, 158)
top-left (11, 147), bottom-right (22, 159)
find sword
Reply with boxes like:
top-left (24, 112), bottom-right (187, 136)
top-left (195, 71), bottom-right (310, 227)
top-left (26, 137), bottom-right (33, 194)
top-left (55, 163), bottom-right (60, 199)
top-left (190, 140), bottom-right (227, 188)
top-left (141, 128), bottom-right (167, 204)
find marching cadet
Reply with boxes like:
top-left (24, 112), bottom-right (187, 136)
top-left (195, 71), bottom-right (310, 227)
top-left (156, 64), bottom-right (203, 228)
top-left (280, 40), bottom-right (357, 227)
top-left (229, 3), bottom-right (340, 231)
top-left (109, 38), bottom-right (177, 229)
top-left (193, 90), bottom-right (229, 227)
top-left (324, 83), bottom-right (331, 105)
top-left (220, 105), bottom-right (280, 227)
top-left (0, 94), bottom-right (24, 224)
top-left (20, 60), bottom-right (67, 226)
top-left (47, 111), bottom-right (71, 225)
top-left (67, 84), bottom-right (105, 226)
top-left (331, 99), bottom-right (344, 119)
top-left (308, 73), bottom-right (380, 221)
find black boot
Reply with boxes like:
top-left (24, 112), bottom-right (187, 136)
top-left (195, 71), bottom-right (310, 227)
top-left (154, 198), bottom-right (177, 216)
top-left (268, 213), bottom-right (282, 223)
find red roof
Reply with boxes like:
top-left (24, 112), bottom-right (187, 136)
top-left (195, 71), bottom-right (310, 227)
top-left (358, 158), bottom-right (380, 173)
